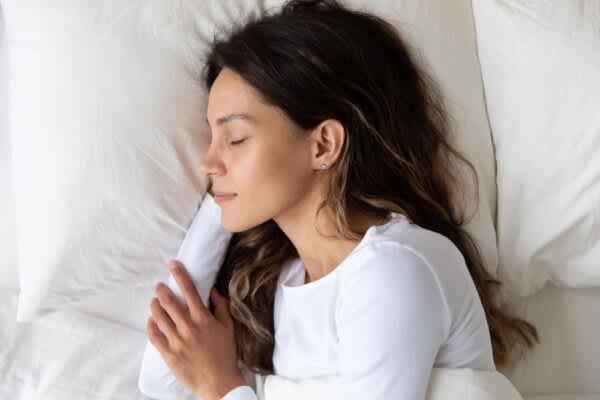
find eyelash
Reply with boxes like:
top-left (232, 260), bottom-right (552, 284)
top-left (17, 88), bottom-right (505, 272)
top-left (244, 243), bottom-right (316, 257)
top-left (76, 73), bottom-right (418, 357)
top-left (230, 138), bottom-right (247, 146)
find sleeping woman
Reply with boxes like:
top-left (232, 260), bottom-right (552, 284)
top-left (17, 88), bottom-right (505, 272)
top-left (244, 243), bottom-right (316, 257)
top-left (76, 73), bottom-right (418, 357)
top-left (144, 0), bottom-right (540, 399)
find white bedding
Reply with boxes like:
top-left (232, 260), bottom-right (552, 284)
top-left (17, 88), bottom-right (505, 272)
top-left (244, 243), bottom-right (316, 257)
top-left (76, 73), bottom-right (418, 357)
top-left (2, 281), bottom-right (600, 399)
top-left (2, 0), bottom-right (500, 327)
top-left (2, 284), bottom-right (523, 400)
top-left (0, 287), bottom-right (158, 400)
top-left (526, 397), bottom-right (600, 400)
top-left (2, 1), bottom-right (599, 399)
top-left (498, 285), bottom-right (600, 396)
top-left (0, 0), bottom-right (19, 291)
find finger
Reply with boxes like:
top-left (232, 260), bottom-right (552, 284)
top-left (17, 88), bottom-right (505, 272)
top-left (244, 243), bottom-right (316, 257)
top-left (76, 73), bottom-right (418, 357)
top-left (169, 260), bottom-right (212, 323)
top-left (211, 288), bottom-right (233, 328)
top-left (147, 316), bottom-right (171, 355)
top-left (151, 296), bottom-right (183, 345)
top-left (155, 284), bottom-right (194, 340)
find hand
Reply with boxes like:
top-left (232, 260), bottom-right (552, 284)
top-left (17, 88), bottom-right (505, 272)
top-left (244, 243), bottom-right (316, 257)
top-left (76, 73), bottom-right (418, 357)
top-left (148, 260), bottom-right (246, 399)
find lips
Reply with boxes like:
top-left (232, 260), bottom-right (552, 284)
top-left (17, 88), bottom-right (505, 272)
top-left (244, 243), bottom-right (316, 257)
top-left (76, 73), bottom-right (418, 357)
top-left (213, 192), bottom-right (237, 204)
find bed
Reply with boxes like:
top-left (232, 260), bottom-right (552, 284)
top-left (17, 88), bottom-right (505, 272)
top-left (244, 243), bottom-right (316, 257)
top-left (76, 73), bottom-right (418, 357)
top-left (1, 0), bottom-right (599, 399)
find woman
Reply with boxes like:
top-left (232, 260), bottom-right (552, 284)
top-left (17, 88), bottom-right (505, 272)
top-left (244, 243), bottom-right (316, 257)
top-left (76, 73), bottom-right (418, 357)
top-left (147, 0), bottom-right (539, 399)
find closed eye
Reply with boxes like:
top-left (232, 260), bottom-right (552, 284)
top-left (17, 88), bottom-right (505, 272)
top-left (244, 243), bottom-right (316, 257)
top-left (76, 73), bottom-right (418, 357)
top-left (230, 138), bottom-right (247, 146)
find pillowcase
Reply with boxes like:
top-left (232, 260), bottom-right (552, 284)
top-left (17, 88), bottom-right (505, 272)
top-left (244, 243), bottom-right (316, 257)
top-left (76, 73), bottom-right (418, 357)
top-left (5, 0), bottom-right (498, 323)
top-left (258, 367), bottom-right (524, 400)
top-left (472, 0), bottom-right (600, 300)
top-left (0, 7), bottom-right (19, 291)
top-left (2, 0), bottom-right (262, 322)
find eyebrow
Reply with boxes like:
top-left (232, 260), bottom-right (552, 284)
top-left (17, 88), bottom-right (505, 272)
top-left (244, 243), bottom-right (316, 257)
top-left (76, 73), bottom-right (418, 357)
top-left (206, 113), bottom-right (255, 127)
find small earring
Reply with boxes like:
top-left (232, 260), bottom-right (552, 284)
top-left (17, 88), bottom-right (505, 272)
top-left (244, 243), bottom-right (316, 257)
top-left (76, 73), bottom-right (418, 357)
top-left (320, 163), bottom-right (328, 170)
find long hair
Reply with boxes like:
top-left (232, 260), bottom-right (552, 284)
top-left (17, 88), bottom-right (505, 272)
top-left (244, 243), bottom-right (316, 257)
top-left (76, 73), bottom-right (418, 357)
top-left (204, 0), bottom-right (539, 375)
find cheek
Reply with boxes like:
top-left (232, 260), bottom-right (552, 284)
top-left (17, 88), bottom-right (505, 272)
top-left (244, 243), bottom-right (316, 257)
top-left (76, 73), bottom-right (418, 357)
top-left (223, 142), bottom-right (310, 226)
top-left (237, 146), bottom-right (299, 197)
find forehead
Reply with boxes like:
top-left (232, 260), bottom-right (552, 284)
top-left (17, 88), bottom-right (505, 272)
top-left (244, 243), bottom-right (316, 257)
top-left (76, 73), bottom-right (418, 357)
top-left (207, 68), bottom-right (264, 119)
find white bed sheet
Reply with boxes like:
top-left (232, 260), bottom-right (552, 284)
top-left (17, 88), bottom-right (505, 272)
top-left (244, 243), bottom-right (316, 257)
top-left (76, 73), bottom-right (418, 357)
top-left (0, 285), bottom-right (175, 400)
top-left (526, 397), bottom-right (600, 400)
top-left (498, 284), bottom-right (600, 396)
top-left (528, 397), bottom-right (600, 400)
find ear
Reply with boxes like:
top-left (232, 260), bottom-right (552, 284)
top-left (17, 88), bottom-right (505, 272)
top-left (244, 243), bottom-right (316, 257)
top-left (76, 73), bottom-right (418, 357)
top-left (310, 119), bottom-right (345, 170)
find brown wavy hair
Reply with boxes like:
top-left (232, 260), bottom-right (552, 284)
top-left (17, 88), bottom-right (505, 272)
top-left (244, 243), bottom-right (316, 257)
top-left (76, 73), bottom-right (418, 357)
top-left (204, 0), bottom-right (539, 375)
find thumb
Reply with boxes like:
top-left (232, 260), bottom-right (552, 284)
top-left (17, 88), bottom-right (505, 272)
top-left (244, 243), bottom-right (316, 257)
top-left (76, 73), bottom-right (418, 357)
top-left (211, 288), bottom-right (233, 327)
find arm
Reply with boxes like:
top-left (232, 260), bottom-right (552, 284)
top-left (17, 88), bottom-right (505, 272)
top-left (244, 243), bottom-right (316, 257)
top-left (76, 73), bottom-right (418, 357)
top-left (221, 243), bottom-right (450, 400)
top-left (252, 243), bottom-right (450, 400)
top-left (256, 243), bottom-right (451, 400)
top-left (138, 193), bottom-right (236, 400)
top-left (332, 242), bottom-right (451, 399)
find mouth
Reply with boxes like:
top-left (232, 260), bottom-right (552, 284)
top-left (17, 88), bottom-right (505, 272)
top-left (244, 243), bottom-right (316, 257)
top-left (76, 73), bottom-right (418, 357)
top-left (213, 193), bottom-right (237, 203)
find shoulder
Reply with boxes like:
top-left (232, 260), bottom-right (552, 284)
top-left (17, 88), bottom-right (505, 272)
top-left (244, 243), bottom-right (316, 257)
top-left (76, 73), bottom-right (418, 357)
top-left (377, 218), bottom-right (467, 270)
top-left (335, 240), bottom-right (452, 346)
top-left (355, 220), bottom-right (472, 302)
top-left (341, 220), bottom-right (467, 295)
top-left (336, 229), bottom-right (465, 339)
top-left (356, 216), bottom-right (467, 276)
top-left (338, 240), bottom-right (446, 299)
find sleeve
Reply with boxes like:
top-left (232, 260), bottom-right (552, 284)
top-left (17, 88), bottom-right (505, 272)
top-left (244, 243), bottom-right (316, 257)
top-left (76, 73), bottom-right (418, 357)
top-left (333, 242), bottom-right (451, 400)
top-left (138, 193), bottom-right (235, 400)
top-left (220, 385), bottom-right (259, 400)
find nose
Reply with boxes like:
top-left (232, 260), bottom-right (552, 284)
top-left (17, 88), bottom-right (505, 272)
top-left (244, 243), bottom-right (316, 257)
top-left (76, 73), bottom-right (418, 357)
top-left (199, 144), bottom-right (225, 180)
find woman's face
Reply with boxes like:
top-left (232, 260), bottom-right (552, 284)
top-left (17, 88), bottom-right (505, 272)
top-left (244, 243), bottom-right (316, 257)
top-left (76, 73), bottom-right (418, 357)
top-left (200, 67), bottom-right (317, 232)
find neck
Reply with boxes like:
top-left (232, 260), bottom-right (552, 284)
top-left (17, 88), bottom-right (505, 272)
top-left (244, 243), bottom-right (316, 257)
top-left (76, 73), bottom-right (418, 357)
top-left (275, 195), bottom-right (390, 284)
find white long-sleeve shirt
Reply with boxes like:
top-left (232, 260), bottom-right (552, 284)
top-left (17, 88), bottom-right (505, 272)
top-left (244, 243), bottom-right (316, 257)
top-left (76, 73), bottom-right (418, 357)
top-left (221, 211), bottom-right (496, 400)
top-left (137, 194), bottom-right (495, 399)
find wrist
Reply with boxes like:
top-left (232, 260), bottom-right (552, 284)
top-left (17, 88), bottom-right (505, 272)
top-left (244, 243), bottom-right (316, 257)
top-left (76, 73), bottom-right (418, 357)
top-left (205, 373), bottom-right (247, 400)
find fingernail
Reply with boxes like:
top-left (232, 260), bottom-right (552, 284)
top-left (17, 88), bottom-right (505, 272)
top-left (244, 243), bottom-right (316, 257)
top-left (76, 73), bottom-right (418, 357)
top-left (169, 262), bottom-right (177, 271)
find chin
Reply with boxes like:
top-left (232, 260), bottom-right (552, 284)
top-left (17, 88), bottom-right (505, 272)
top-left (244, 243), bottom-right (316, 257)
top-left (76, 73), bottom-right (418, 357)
top-left (220, 215), bottom-right (251, 233)
top-left (221, 214), bottom-right (271, 233)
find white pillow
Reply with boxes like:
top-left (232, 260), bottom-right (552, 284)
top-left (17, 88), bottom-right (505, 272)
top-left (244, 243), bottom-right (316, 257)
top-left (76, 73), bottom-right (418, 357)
top-left (0, 7), bottom-right (19, 291)
top-left (472, 0), bottom-right (600, 300)
top-left (257, 368), bottom-right (524, 400)
top-left (5, 0), bottom-right (498, 323)
top-left (2, 0), bottom-right (263, 322)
